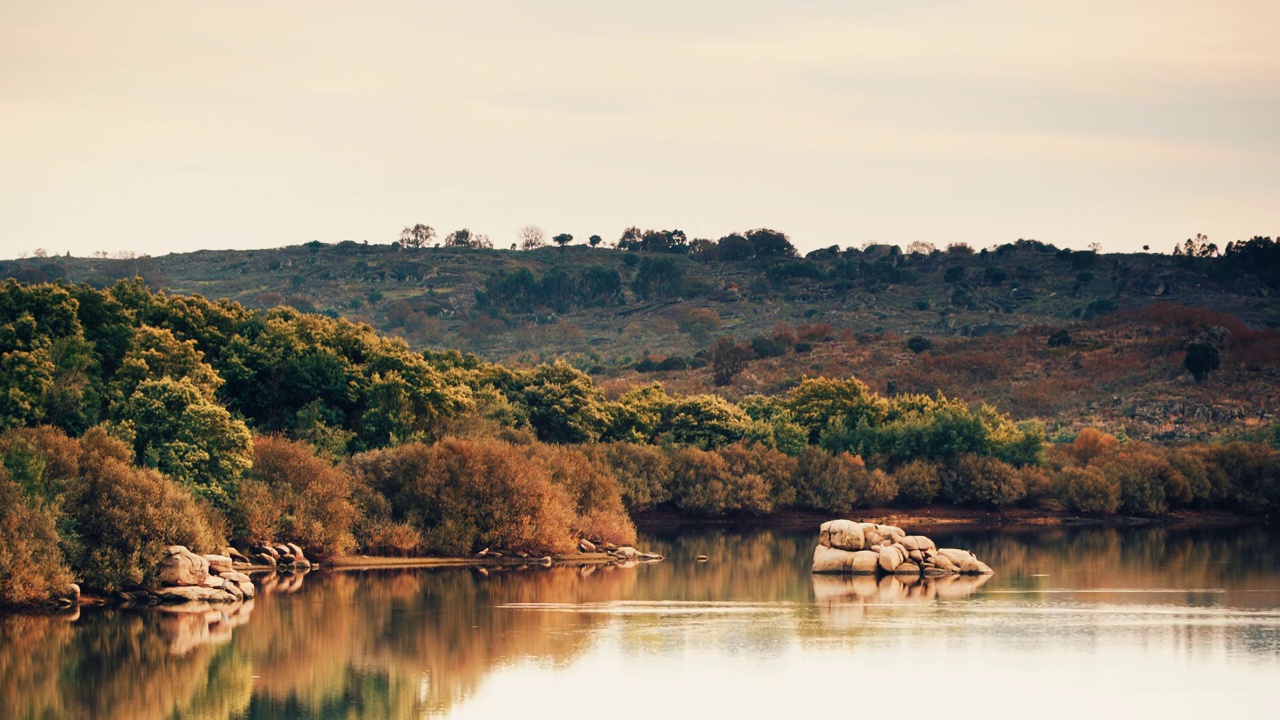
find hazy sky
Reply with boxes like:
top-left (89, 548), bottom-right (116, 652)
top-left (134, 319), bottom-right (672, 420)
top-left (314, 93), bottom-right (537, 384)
top-left (2, 0), bottom-right (1277, 259)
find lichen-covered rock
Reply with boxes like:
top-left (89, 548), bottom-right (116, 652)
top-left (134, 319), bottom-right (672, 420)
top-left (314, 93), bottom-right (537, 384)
top-left (203, 554), bottom-right (233, 574)
top-left (876, 525), bottom-right (906, 542)
top-left (159, 547), bottom-right (210, 587)
top-left (878, 545), bottom-right (906, 573)
top-left (813, 545), bottom-right (856, 573)
top-left (820, 520), bottom-right (866, 551)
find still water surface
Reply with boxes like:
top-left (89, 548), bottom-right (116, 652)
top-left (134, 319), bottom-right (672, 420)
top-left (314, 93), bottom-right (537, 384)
top-left (3, 525), bottom-right (1279, 719)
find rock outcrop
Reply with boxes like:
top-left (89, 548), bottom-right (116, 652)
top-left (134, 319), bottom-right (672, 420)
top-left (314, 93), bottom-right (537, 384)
top-left (149, 545), bottom-right (260, 605)
top-left (812, 520), bottom-right (993, 578)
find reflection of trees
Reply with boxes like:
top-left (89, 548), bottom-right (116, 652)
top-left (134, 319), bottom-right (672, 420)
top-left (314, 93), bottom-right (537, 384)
top-left (3, 525), bottom-right (1278, 718)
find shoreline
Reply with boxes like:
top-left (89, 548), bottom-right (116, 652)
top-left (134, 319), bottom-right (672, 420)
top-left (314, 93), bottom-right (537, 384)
top-left (4, 508), bottom-right (1267, 613)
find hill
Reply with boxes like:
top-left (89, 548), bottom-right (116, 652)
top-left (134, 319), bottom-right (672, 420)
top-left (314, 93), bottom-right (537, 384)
top-left (4, 234), bottom-right (1278, 442)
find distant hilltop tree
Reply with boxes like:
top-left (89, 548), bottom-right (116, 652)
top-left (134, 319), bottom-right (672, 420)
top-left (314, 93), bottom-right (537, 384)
top-left (552, 233), bottom-right (573, 248)
top-left (588, 235), bottom-right (603, 248)
top-left (518, 225), bottom-right (545, 251)
top-left (444, 228), bottom-right (493, 249)
top-left (399, 224), bottom-right (436, 248)
top-left (1173, 233), bottom-right (1218, 258)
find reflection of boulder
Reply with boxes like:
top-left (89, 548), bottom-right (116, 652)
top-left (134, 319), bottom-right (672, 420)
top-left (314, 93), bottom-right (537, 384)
top-left (812, 521), bottom-right (994, 578)
top-left (812, 571), bottom-right (992, 610)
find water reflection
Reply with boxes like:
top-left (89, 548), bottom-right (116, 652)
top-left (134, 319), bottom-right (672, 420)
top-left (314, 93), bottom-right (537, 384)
top-left (1, 524), bottom-right (1278, 719)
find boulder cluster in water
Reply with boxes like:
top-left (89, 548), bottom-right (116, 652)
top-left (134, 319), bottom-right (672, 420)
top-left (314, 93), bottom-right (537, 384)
top-left (148, 545), bottom-right (260, 604)
top-left (811, 520), bottom-right (993, 577)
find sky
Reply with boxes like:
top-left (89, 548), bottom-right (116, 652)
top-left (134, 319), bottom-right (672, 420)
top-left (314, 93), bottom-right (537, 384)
top-left (1, 0), bottom-right (1277, 259)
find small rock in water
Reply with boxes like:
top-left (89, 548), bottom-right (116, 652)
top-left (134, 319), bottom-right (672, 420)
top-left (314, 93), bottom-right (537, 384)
top-left (696, 555), bottom-right (709, 562)
top-left (813, 521), bottom-right (993, 578)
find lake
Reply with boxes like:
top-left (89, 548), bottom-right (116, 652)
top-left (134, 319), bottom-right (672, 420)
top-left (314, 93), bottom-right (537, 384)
top-left (3, 524), bottom-right (1278, 719)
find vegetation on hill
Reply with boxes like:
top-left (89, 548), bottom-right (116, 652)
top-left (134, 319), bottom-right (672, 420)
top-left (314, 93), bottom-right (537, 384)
top-left (1, 230), bottom-right (1279, 606)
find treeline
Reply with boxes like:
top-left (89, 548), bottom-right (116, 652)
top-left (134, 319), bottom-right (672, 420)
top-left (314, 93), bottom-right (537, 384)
top-left (2, 278), bottom-right (1279, 605)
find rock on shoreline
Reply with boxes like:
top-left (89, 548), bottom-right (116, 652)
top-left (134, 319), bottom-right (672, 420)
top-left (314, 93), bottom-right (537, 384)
top-left (812, 519), bottom-right (993, 577)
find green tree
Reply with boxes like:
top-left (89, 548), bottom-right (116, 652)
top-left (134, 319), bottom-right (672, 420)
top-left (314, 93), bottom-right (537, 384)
top-left (552, 233), bottom-right (574, 248)
top-left (112, 377), bottom-right (252, 506)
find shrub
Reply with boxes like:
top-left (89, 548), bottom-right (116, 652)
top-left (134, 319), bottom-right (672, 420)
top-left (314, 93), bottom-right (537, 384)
top-left (537, 444), bottom-right (636, 546)
top-left (590, 442), bottom-right (673, 513)
top-left (670, 446), bottom-right (774, 516)
top-left (351, 438), bottom-right (583, 555)
top-left (655, 356), bottom-right (689, 372)
top-left (1059, 465), bottom-right (1120, 514)
top-left (906, 336), bottom-right (933, 354)
top-left (893, 460), bottom-right (940, 507)
top-left (750, 336), bottom-right (789, 359)
top-left (1047, 329), bottom-right (1071, 347)
top-left (234, 435), bottom-right (357, 557)
top-left (1184, 342), bottom-right (1220, 382)
top-left (794, 342), bottom-right (813, 353)
top-left (1063, 428), bottom-right (1118, 467)
top-left (791, 447), bottom-right (861, 512)
top-left (943, 455), bottom-right (1025, 508)
top-left (0, 467), bottom-right (72, 606)
top-left (718, 442), bottom-right (798, 509)
top-left (853, 468), bottom-right (898, 507)
top-left (797, 322), bottom-right (835, 342)
top-left (68, 428), bottom-right (224, 591)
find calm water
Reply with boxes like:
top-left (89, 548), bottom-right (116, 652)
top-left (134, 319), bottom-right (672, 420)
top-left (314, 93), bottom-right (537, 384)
top-left (3, 525), bottom-right (1279, 719)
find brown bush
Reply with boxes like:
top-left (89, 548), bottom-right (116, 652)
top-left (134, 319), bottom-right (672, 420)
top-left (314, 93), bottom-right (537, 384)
top-left (587, 442), bottom-right (673, 513)
top-left (537, 444), bottom-right (636, 546)
top-left (718, 442), bottom-right (798, 509)
top-left (1064, 428), bottom-right (1118, 467)
top-left (1058, 465), bottom-right (1120, 514)
top-left (770, 322), bottom-right (798, 347)
top-left (0, 467), bottom-right (72, 606)
top-left (854, 467), bottom-right (898, 507)
top-left (893, 460), bottom-right (940, 507)
top-left (670, 446), bottom-right (774, 515)
top-left (69, 427), bottom-right (224, 591)
top-left (944, 455), bottom-right (1025, 508)
top-left (351, 438), bottom-right (581, 555)
top-left (791, 447), bottom-right (861, 512)
top-left (797, 322), bottom-right (835, 343)
top-left (234, 435), bottom-right (357, 558)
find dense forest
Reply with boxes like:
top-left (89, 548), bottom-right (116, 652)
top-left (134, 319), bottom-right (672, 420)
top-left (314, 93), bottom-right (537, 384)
top-left (1, 272), bottom-right (1278, 606)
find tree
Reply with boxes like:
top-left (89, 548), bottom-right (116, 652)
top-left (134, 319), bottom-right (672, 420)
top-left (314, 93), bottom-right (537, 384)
top-left (400, 224), bottom-right (436, 248)
top-left (1173, 233), bottom-right (1218, 258)
top-left (552, 233), bottom-right (574, 248)
top-left (711, 337), bottom-right (750, 387)
top-left (518, 225), bottom-right (545, 251)
top-left (716, 233), bottom-right (754, 261)
top-left (444, 229), bottom-right (492, 249)
top-left (112, 377), bottom-right (253, 506)
top-left (588, 235), bottom-right (603, 248)
top-left (745, 228), bottom-right (797, 258)
top-left (1184, 342), bottom-right (1220, 383)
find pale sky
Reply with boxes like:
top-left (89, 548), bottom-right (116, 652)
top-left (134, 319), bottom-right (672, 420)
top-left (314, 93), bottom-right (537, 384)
top-left (2, 0), bottom-right (1277, 259)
